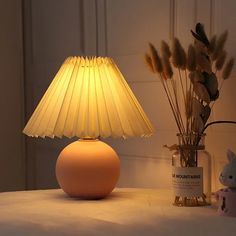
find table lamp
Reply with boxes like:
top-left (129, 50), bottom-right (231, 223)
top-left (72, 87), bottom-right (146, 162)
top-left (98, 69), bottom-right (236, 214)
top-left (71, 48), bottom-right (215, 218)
top-left (23, 56), bottom-right (154, 199)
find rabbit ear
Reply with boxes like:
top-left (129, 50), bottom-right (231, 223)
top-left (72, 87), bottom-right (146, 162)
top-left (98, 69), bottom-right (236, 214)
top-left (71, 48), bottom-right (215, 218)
top-left (227, 149), bottom-right (236, 163)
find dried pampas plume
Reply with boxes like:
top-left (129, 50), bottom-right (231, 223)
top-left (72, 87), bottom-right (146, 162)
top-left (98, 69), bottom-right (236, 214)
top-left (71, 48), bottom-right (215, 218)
top-left (208, 35), bottom-right (217, 54)
top-left (161, 40), bottom-right (171, 58)
top-left (162, 56), bottom-right (173, 79)
top-left (215, 50), bottom-right (227, 71)
top-left (180, 47), bottom-right (187, 70)
top-left (187, 44), bottom-right (196, 71)
top-left (172, 38), bottom-right (186, 69)
top-left (222, 58), bottom-right (234, 80)
top-left (149, 43), bottom-right (163, 73)
top-left (144, 53), bottom-right (154, 73)
top-left (212, 31), bottom-right (228, 61)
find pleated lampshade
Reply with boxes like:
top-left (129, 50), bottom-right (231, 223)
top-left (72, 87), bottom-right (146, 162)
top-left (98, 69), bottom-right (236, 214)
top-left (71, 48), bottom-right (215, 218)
top-left (23, 56), bottom-right (154, 139)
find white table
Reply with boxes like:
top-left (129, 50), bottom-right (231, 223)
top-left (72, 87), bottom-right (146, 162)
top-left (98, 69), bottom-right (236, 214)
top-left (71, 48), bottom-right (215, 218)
top-left (0, 188), bottom-right (236, 236)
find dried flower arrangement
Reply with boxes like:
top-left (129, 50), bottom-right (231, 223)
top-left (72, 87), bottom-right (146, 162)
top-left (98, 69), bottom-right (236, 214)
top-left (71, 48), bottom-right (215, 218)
top-left (145, 22), bottom-right (236, 206)
top-left (145, 22), bottom-right (235, 152)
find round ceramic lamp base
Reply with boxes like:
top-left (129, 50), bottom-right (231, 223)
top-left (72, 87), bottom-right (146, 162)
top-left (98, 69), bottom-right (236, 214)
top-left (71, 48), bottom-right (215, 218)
top-left (55, 139), bottom-right (120, 199)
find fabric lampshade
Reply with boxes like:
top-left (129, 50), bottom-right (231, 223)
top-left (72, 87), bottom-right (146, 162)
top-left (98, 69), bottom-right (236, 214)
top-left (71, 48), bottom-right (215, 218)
top-left (23, 56), bottom-right (154, 139)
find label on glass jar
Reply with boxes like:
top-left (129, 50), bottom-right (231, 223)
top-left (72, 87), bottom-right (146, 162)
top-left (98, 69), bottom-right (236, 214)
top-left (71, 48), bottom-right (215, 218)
top-left (172, 167), bottom-right (203, 197)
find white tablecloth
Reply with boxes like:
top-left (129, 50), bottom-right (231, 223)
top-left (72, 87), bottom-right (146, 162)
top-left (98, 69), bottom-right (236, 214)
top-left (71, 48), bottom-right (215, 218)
top-left (0, 188), bottom-right (236, 236)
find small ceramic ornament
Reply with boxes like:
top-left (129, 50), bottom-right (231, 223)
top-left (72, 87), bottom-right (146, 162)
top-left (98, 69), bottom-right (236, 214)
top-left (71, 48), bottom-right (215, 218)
top-left (216, 149), bottom-right (236, 217)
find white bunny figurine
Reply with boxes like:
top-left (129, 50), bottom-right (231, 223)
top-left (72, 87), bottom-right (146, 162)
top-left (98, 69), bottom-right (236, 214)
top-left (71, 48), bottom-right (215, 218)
top-left (219, 149), bottom-right (236, 188)
top-left (217, 149), bottom-right (236, 217)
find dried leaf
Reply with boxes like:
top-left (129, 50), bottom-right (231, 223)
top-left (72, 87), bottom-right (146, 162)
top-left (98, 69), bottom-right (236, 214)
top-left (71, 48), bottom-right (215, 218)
top-left (195, 23), bottom-right (209, 46)
top-left (196, 52), bottom-right (212, 73)
top-left (196, 71), bottom-right (206, 83)
top-left (193, 82), bottom-right (210, 103)
top-left (191, 23), bottom-right (209, 47)
top-left (194, 40), bottom-right (208, 55)
top-left (201, 105), bottom-right (211, 124)
top-left (211, 89), bottom-right (219, 101)
top-left (191, 30), bottom-right (202, 42)
top-left (193, 116), bottom-right (204, 133)
top-left (189, 71), bottom-right (205, 83)
top-left (192, 97), bottom-right (204, 117)
top-left (204, 72), bottom-right (218, 99)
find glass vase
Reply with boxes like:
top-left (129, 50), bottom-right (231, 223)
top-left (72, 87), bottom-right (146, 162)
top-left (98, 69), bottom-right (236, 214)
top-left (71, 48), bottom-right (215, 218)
top-left (172, 133), bottom-right (211, 206)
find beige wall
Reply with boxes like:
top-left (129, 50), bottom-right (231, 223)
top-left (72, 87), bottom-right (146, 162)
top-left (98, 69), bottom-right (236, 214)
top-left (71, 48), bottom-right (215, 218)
top-left (97, 0), bottom-right (236, 191)
top-left (0, 0), bottom-right (25, 191)
top-left (23, 0), bottom-right (236, 191)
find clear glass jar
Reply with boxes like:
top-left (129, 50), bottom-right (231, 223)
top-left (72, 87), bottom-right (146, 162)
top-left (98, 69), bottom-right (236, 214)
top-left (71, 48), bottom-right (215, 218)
top-left (172, 133), bottom-right (211, 206)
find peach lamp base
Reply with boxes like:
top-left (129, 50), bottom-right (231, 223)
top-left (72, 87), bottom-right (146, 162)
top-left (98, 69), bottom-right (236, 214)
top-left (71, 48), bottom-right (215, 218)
top-left (55, 139), bottom-right (120, 199)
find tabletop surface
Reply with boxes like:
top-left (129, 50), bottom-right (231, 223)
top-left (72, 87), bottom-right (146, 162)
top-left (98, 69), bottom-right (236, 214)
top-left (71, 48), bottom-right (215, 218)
top-left (0, 188), bottom-right (236, 236)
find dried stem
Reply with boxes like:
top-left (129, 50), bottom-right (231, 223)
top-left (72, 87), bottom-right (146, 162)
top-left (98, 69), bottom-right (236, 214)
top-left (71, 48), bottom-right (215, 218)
top-left (170, 78), bottom-right (186, 134)
top-left (159, 74), bottom-right (183, 133)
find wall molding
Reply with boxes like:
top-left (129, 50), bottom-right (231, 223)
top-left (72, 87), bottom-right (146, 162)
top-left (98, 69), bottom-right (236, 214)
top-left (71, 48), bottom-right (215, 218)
top-left (79, 0), bottom-right (85, 54)
top-left (211, 0), bottom-right (222, 35)
top-left (170, 0), bottom-right (176, 39)
top-left (95, 0), bottom-right (108, 56)
top-left (82, 0), bottom-right (97, 55)
top-left (22, 0), bottom-right (37, 190)
top-left (119, 153), bottom-right (172, 161)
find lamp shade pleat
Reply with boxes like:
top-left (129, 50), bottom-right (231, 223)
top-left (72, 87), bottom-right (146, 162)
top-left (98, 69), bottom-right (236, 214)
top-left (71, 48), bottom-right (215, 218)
top-left (23, 57), bottom-right (154, 139)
